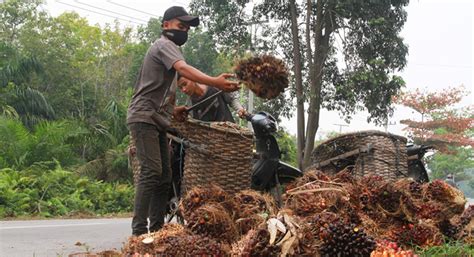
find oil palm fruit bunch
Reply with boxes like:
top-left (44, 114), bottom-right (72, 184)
top-left (123, 223), bottom-right (191, 255)
top-left (233, 190), bottom-right (277, 218)
top-left (370, 240), bottom-right (417, 257)
top-left (459, 205), bottom-right (474, 229)
top-left (333, 169), bottom-right (354, 183)
top-left (179, 185), bottom-right (237, 219)
top-left (437, 219), bottom-right (460, 239)
top-left (455, 205), bottom-right (474, 241)
top-left (284, 171), bottom-right (350, 218)
top-left (231, 228), bottom-right (281, 257)
top-left (234, 54), bottom-right (289, 99)
top-left (308, 211), bottom-right (341, 233)
top-left (426, 206), bottom-right (472, 241)
top-left (233, 190), bottom-right (277, 234)
top-left (393, 178), bottom-right (423, 200)
top-left (415, 202), bottom-right (445, 221)
top-left (423, 180), bottom-right (466, 211)
top-left (392, 223), bottom-right (443, 248)
top-left (186, 203), bottom-right (238, 244)
top-left (408, 181), bottom-right (423, 198)
top-left (371, 182), bottom-right (408, 216)
top-left (319, 221), bottom-right (376, 257)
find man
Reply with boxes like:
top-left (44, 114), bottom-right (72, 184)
top-left (178, 76), bottom-right (247, 122)
top-left (127, 6), bottom-right (239, 236)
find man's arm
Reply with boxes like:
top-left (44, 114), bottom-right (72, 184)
top-left (173, 60), bottom-right (239, 92)
top-left (224, 91), bottom-right (247, 118)
top-left (226, 91), bottom-right (243, 111)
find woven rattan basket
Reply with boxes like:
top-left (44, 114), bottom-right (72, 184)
top-left (171, 119), bottom-right (254, 194)
top-left (310, 130), bottom-right (408, 180)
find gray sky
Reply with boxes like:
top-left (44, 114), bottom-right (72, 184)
top-left (43, 0), bottom-right (473, 138)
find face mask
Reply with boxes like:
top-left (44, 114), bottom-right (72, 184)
top-left (163, 29), bottom-right (188, 46)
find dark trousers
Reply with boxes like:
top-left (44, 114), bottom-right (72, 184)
top-left (129, 122), bottom-right (171, 236)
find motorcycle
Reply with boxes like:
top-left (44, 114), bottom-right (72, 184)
top-left (244, 111), bottom-right (303, 205)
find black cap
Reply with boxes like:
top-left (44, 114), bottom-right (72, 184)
top-left (162, 6), bottom-right (199, 27)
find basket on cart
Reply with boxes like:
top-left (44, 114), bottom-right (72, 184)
top-left (172, 119), bottom-right (254, 194)
top-left (129, 119), bottom-right (254, 194)
top-left (310, 130), bottom-right (408, 181)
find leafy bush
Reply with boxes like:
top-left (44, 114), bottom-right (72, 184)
top-left (0, 162), bottom-right (133, 218)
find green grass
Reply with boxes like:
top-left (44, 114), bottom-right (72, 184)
top-left (416, 241), bottom-right (474, 257)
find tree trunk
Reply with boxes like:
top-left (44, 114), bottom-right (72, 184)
top-left (289, 0), bottom-right (305, 171)
top-left (302, 0), bottom-right (331, 169)
top-left (305, 0), bottom-right (313, 80)
top-left (301, 0), bottom-right (315, 169)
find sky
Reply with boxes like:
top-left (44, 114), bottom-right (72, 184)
top-left (42, 0), bottom-right (473, 139)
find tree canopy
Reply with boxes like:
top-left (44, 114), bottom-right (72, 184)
top-left (396, 87), bottom-right (474, 152)
top-left (190, 0), bottom-right (409, 168)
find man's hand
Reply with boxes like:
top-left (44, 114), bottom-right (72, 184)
top-left (237, 108), bottom-right (248, 119)
top-left (212, 73), bottom-right (240, 92)
top-left (174, 61), bottom-right (240, 92)
top-left (173, 105), bottom-right (188, 122)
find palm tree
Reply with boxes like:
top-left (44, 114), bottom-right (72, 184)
top-left (8, 86), bottom-right (55, 128)
top-left (1, 42), bottom-right (54, 128)
top-left (0, 42), bottom-right (42, 88)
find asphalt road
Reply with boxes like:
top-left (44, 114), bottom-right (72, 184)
top-left (0, 218), bottom-right (131, 257)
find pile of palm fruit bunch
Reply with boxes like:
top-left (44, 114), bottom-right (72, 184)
top-left (279, 170), bottom-right (472, 255)
top-left (122, 223), bottom-right (229, 256)
top-left (234, 54), bottom-right (289, 99)
top-left (123, 185), bottom-right (277, 256)
top-left (122, 172), bottom-right (473, 256)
